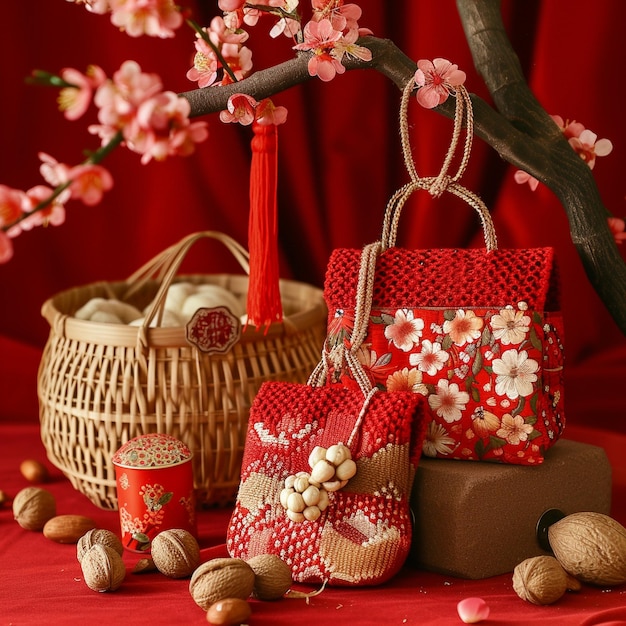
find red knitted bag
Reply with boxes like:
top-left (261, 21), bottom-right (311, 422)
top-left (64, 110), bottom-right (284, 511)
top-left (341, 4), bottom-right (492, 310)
top-left (226, 381), bottom-right (426, 585)
top-left (322, 83), bottom-right (565, 466)
top-left (227, 243), bottom-right (428, 586)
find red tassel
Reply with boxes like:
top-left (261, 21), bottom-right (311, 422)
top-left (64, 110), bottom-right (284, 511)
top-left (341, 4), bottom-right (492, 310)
top-left (246, 120), bottom-right (283, 330)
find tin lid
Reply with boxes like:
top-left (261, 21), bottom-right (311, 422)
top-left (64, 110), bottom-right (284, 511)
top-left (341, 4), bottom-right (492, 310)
top-left (112, 433), bottom-right (192, 469)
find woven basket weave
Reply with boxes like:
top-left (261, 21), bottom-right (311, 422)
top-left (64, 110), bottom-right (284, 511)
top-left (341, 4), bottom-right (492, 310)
top-left (37, 231), bottom-right (327, 510)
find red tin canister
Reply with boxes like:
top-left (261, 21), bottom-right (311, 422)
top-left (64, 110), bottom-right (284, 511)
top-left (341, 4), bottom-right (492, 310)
top-left (112, 433), bottom-right (197, 552)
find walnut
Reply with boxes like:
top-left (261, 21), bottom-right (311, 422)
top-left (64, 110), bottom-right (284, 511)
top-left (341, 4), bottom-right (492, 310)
top-left (512, 555), bottom-right (568, 605)
top-left (548, 511), bottom-right (626, 586)
top-left (80, 544), bottom-right (126, 592)
top-left (12, 486), bottom-right (56, 531)
top-left (77, 528), bottom-right (124, 563)
top-left (151, 528), bottom-right (200, 579)
top-left (189, 558), bottom-right (255, 610)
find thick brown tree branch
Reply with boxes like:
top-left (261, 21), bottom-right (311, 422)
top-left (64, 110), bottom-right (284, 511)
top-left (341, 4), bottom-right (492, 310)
top-left (179, 7), bottom-right (626, 336)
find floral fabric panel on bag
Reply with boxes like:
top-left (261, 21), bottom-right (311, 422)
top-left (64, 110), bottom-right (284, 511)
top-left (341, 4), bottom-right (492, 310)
top-left (226, 382), bottom-right (426, 586)
top-left (326, 304), bottom-right (565, 465)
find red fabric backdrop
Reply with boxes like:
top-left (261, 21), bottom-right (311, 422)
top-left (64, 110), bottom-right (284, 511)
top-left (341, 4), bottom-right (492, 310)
top-left (0, 1), bottom-right (625, 428)
top-left (1, 4), bottom-right (626, 625)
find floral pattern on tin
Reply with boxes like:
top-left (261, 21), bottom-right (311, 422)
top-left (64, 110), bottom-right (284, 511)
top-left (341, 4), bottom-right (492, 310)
top-left (120, 482), bottom-right (172, 551)
top-left (113, 433), bottom-right (192, 468)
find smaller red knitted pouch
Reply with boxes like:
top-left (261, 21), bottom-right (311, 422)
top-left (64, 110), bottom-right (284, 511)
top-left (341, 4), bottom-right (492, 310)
top-left (227, 243), bottom-right (428, 586)
top-left (226, 381), bottom-right (426, 585)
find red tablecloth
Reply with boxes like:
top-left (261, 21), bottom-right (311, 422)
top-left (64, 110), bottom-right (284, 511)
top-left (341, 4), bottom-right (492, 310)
top-left (3, 420), bottom-right (626, 624)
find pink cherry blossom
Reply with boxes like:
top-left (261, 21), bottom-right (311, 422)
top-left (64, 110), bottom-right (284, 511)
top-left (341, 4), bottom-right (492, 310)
top-left (90, 61), bottom-right (162, 142)
top-left (38, 152), bottom-right (72, 202)
top-left (187, 40), bottom-right (220, 88)
top-left (240, 1), bottom-right (291, 30)
top-left (256, 99), bottom-right (288, 126)
top-left (110, 60), bottom-right (164, 107)
top-left (67, 164), bottom-right (114, 205)
top-left (218, 0), bottom-right (246, 11)
top-left (186, 18), bottom-right (253, 89)
top-left (294, 19), bottom-right (347, 81)
top-left (313, 1), bottom-right (363, 37)
top-left (414, 58), bottom-right (467, 109)
top-left (128, 92), bottom-right (209, 163)
top-left (269, 16), bottom-right (302, 39)
top-left (608, 217), bottom-right (626, 245)
top-left (308, 51), bottom-right (346, 81)
top-left (168, 120), bottom-right (210, 158)
top-left (209, 15), bottom-right (249, 45)
top-left (220, 93), bottom-right (258, 126)
top-left (332, 25), bottom-right (372, 64)
top-left (513, 169), bottom-right (540, 191)
top-left (93, 61), bottom-right (163, 136)
top-left (551, 114), bottom-right (612, 169)
top-left (551, 114), bottom-right (585, 139)
top-left (21, 185), bottom-right (66, 230)
top-left (0, 184), bottom-right (29, 237)
top-left (295, 17), bottom-right (343, 51)
top-left (108, 0), bottom-right (183, 39)
top-left (66, 0), bottom-right (111, 14)
top-left (219, 42), bottom-right (253, 84)
top-left (568, 129), bottom-right (613, 170)
top-left (58, 65), bottom-right (106, 120)
top-left (516, 115), bottom-right (613, 191)
top-left (0, 230), bottom-right (14, 263)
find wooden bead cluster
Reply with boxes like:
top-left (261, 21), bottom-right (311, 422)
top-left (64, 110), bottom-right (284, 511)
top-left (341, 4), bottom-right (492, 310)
top-left (279, 444), bottom-right (357, 523)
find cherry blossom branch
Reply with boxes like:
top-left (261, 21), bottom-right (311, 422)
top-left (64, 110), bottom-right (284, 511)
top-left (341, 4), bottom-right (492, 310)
top-left (179, 22), bottom-right (626, 336)
top-left (6, 131), bottom-right (123, 231)
top-left (455, 0), bottom-right (626, 335)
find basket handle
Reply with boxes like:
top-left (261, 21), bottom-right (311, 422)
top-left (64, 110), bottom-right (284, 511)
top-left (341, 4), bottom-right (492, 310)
top-left (124, 231), bottom-right (250, 329)
top-left (380, 81), bottom-right (498, 253)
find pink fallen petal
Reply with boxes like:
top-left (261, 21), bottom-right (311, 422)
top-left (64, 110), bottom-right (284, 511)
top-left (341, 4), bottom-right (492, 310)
top-left (457, 597), bottom-right (490, 623)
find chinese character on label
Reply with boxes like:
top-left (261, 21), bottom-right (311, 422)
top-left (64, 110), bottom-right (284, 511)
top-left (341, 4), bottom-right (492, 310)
top-left (185, 306), bottom-right (242, 354)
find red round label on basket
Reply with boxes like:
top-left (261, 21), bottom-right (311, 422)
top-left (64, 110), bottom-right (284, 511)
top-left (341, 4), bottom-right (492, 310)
top-left (185, 306), bottom-right (242, 354)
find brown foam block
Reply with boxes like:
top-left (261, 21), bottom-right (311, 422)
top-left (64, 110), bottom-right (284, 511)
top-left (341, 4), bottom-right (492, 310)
top-left (409, 439), bottom-right (612, 579)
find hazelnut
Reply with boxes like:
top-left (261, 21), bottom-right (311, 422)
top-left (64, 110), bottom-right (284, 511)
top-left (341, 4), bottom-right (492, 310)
top-left (19, 459), bottom-right (49, 483)
top-left (12, 486), bottom-right (56, 531)
top-left (206, 598), bottom-right (251, 625)
top-left (77, 528), bottom-right (124, 563)
top-left (81, 544), bottom-right (126, 592)
top-left (247, 554), bottom-right (292, 600)
top-left (151, 528), bottom-right (200, 579)
top-left (189, 558), bottom-right (255, 610)
top-left (512, 555), bottom-right (568, 605)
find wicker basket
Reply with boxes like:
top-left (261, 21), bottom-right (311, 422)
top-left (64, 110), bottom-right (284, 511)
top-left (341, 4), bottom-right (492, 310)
top-left (37, 231), bottom-right (327, 510)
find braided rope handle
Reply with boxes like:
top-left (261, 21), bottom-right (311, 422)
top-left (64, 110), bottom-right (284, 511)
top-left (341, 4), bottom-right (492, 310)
top-left (381, 80), bottom-right (498, 253)
top-left (308, 241), bottom-right (381, 398)
top-left (308, 241), bottom-right (380, 446)
top-left (123, 231), bottom-right (250, 330)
